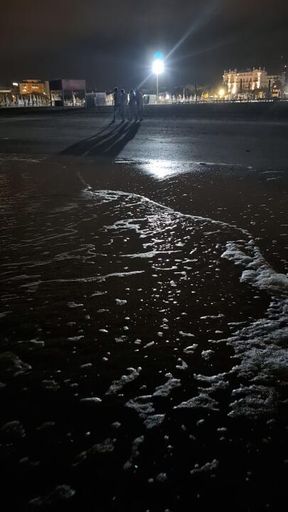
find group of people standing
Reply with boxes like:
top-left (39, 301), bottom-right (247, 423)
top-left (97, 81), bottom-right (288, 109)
top-left (112, 87), bottom-right (144, 123)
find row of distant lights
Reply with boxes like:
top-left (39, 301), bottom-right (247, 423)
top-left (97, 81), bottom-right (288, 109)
top-left (152, 54), bottom-right (226, 99)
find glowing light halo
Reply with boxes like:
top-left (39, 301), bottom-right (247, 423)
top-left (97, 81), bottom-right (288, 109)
top-left (152, 58), bottom-right (165, 76)
top-left (137, 1), bottom-right (218, 89)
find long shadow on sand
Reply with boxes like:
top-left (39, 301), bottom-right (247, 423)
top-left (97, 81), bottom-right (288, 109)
top-left (61, 120), bottom-right (141, 159)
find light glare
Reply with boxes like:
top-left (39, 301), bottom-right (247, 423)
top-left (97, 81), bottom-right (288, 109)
top-left (152, 59), bottom-right (164, 75)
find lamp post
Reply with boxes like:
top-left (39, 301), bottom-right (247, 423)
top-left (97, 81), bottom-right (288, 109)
top-left (152, 54), bottom-right (164, 103)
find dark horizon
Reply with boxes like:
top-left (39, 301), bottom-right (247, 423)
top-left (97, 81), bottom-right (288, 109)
top-left (1, 0), bottom-right (287, 90)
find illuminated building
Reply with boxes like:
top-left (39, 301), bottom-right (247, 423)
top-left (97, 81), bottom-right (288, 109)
top-left (18, 80), bottom-right (49, 96)
top-left (0, 78), bottom-right (86, 108)
top-left (223, 68), bottom-right (269, 98)
top-left (10, 80), bottom-right (50, 107)
top-left (267, 74), bottom-right (285, 98)
top-left (223, 68), bottom-right (285, 100)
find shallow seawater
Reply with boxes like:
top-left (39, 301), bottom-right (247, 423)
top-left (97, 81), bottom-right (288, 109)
top-left (0, 160), bottom-right (287, 511)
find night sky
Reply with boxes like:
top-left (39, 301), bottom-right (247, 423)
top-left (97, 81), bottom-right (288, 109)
top-left (1, 0), bottom-right (287, 90)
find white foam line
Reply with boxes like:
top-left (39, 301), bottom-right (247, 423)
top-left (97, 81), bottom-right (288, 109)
top-left (38, 270), bottom-right (145, 285)
top-left (221, 240), bottom-right (288, 296)
top-left (75, 172), bottom-right (288, 421)
top-left (77, 172), bottom-right (288, 300)
top-left (122, 250), bottom-right (182, 258)
top-left (77, 171), bottom-right (250, 238)
top-left (0, 155), bottom-right (44, 163)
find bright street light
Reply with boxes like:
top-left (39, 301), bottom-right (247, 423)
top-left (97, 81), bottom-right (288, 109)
top-left (152, 58), bottom-right (164, 76)
top-left (152, 53), bottom-right (164, 103)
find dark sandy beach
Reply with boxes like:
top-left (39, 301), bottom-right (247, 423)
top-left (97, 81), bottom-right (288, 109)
top-left (0, 107), bottom-right (287, 511)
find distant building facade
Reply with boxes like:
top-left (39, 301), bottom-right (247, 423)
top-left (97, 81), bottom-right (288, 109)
top-left (17, 79), bottom-right (49, 96)
top-left (49, 79), bottom-right (86, 107)
top-left (223, 68), bottom-right (285, 99)
top-left (0, 80), bottom-right (50, 107)
top-left (0, 79), bottom-right (86, 108)
top-left (266, 74), bottom-right (284, 98)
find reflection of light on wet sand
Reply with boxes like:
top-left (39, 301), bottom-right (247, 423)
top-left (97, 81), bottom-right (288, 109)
top-left (1, 170), bottom-right (287, 509)
top-left (119, 158), bottom-right (246, 179)
top-left (138, 159), bottom-right (182, 179)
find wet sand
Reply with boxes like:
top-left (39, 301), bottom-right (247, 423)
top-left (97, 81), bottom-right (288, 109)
top-left (0, 151), bottom-right (287, 511)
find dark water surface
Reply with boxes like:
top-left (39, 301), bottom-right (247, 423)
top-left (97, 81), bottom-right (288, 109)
top-left (0, 157), bottom-right (287, 511)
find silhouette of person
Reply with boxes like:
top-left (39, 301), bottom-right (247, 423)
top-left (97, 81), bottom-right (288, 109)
top-left (112, 87), bottom-right (121, 122)
top-left (135, 89), bottom-right (144, 121)
top-left (120, 89), bottom-right (128, 121)
top-left (128, 89), bottom-right (137, 121)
